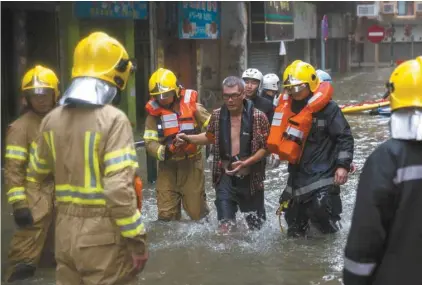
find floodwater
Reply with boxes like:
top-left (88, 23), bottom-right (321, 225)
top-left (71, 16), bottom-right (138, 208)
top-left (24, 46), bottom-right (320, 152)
top-left (1, 67), bottom-right (394, 285)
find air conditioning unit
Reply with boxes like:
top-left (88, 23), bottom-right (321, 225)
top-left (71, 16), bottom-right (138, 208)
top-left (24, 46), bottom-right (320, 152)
top-left (382, 2), bottom-right (396, 14)
top-left (357, 4), bottom-right (378, 17)
top-left (416, 2), bottom-right (422, 13)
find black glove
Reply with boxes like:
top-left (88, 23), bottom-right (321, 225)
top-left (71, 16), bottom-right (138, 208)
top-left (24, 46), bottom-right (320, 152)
top-left (279, 190), bottom-right (292, 204)
top-left (276, 190), bottom-right (293, 215)
top-left (13, 208), bottom-right (34, 228)
top-left (164, 144), bottom-right (174, 160)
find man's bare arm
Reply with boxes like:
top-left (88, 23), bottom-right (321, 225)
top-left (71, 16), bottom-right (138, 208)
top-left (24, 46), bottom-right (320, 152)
top-left (243, 149), bottom-right (267, 167)
top-left (177, 132), bottom-right (211, 146)
top-left (226, 148), bottom-right (267, 176)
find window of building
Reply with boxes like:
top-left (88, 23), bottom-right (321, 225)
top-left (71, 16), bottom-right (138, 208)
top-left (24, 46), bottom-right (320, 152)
top-left (397, 1), bottom-right (414, 16)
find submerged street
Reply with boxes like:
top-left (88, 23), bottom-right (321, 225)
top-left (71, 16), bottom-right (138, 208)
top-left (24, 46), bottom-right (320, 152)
top-left (2, 68), bottom-right (393, 285)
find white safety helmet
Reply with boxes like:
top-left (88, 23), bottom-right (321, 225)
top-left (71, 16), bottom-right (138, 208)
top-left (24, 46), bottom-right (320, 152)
top-left (316, 69), bottom-right (332, 83)
top-left (262, 73), bottom-right (280, 91)
top-left (242, 68), bottom-right (263, 86)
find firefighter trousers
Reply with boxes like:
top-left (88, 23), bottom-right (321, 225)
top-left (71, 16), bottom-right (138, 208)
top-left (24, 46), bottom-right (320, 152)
top-left (5, 211), bottom-right (55, 282)
top-left (284, 187), bottom-right (342, 237)
top-left (55, 205), bottom-right (143, 285)
top-left (5, 184), bottom-right (55, 282)
top-left (156, 154), bottom-right (209, 221)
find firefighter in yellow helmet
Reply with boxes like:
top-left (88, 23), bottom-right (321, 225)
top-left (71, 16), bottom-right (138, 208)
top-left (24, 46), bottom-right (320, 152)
top-left (144, 68), bottom-right (211, 221)
top-left (4, 65), bottom-right (59, 282)
top-left (276, 60), bottom-right (354, 237)
top-left (26, 32), bottom-right (148, 284)
top-left (343, 56), bottom-right (422, 285)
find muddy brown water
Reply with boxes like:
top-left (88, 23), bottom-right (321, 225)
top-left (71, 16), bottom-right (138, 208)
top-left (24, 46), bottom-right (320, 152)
top-left (1, 68), bottom-right (394, 285)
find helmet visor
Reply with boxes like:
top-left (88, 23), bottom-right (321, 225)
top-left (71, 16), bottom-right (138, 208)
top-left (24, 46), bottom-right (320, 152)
top-left (284, 83), bottom-right (307, 94)
top-left (150, 83), bottom-right (175, 96)
top-left (157, 90), bottom-right (176, 100)
top-left (24, 87), bottom-right (55, 97)
top-left (283, 75), bottom-right (304, 87)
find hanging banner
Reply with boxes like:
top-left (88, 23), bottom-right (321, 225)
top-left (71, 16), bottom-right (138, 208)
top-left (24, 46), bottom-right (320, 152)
top-left (178, 1), bottom-right (220, 40)
top-left (74, 1), bottom-right (148, 19)
top-left (250, 1), bottom-right (294, 43)
top-left (322, 15), bottom-right (329, 41)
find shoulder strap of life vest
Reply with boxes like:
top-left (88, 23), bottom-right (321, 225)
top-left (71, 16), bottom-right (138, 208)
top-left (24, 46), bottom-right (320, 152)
top-left (305, 81), bottom-right (333, 114)
top-left (272, 93), bottom-right (292, 125)
top-left (145, 99), bottom-right (163, 116)
top-left (180, 89), bottom-right (198, 113)
top-left (278, 85), bottom-right (332, 164)
top-left (219, 99), bottom-right (253, 160)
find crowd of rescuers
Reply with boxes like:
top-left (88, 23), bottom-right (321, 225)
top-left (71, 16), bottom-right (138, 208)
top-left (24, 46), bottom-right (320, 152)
top-left (6, 29), bottom-right (420, 284)
top-left (4, 48), bottom-right (354, 282)
top-left (175, 60), bottom-right (354, 235)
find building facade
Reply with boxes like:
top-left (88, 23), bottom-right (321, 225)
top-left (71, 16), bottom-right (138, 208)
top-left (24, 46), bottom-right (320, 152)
top-left (354, 1), bottom-right (422, 67)
top-left (1, 0), bottom-right (361, 142)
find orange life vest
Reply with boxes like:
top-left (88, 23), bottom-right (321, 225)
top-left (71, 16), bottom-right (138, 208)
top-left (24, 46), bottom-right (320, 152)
top-left (145, 89), bottom-right (198, 155)
top-left (134, 175), bottom-right (143, 211)
top-left (267, 81), bottom-right (333, 164)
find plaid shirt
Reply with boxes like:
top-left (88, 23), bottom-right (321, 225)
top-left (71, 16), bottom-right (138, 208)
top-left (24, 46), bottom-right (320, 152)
top-left (206, 106), bottom-right (270, 195)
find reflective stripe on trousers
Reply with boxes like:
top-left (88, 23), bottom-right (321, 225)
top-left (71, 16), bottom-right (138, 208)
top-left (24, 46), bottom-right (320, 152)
top-left (393, 165), bottom-right (422, 184)
top-left (285, 177), bottom-right (334, 197)
top-left (343, 256), bottom-right (376, 276)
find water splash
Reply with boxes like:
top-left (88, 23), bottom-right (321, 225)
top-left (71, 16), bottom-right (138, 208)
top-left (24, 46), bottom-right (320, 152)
top-left (3, 70), bottom-right (391, 285)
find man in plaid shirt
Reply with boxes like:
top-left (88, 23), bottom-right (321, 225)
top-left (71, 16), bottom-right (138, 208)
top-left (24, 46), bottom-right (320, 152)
top-left (177, 76), bottom-right (270, 233)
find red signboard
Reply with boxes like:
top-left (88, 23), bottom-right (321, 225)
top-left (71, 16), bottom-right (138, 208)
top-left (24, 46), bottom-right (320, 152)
top-left (367, 25), bottom-right (385, 44)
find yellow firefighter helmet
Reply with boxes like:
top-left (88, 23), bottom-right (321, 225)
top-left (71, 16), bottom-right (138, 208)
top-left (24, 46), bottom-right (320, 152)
top-left (282, 60), bottom-right (320, 92)
top-left (21, 65), bottom-right (60, 102)
top-left (388, 56), bottom-right (422, 111)
top-left (148, 68), bottom-right (180, 98)
top-left (72, 32), bottom-right (135, 91)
